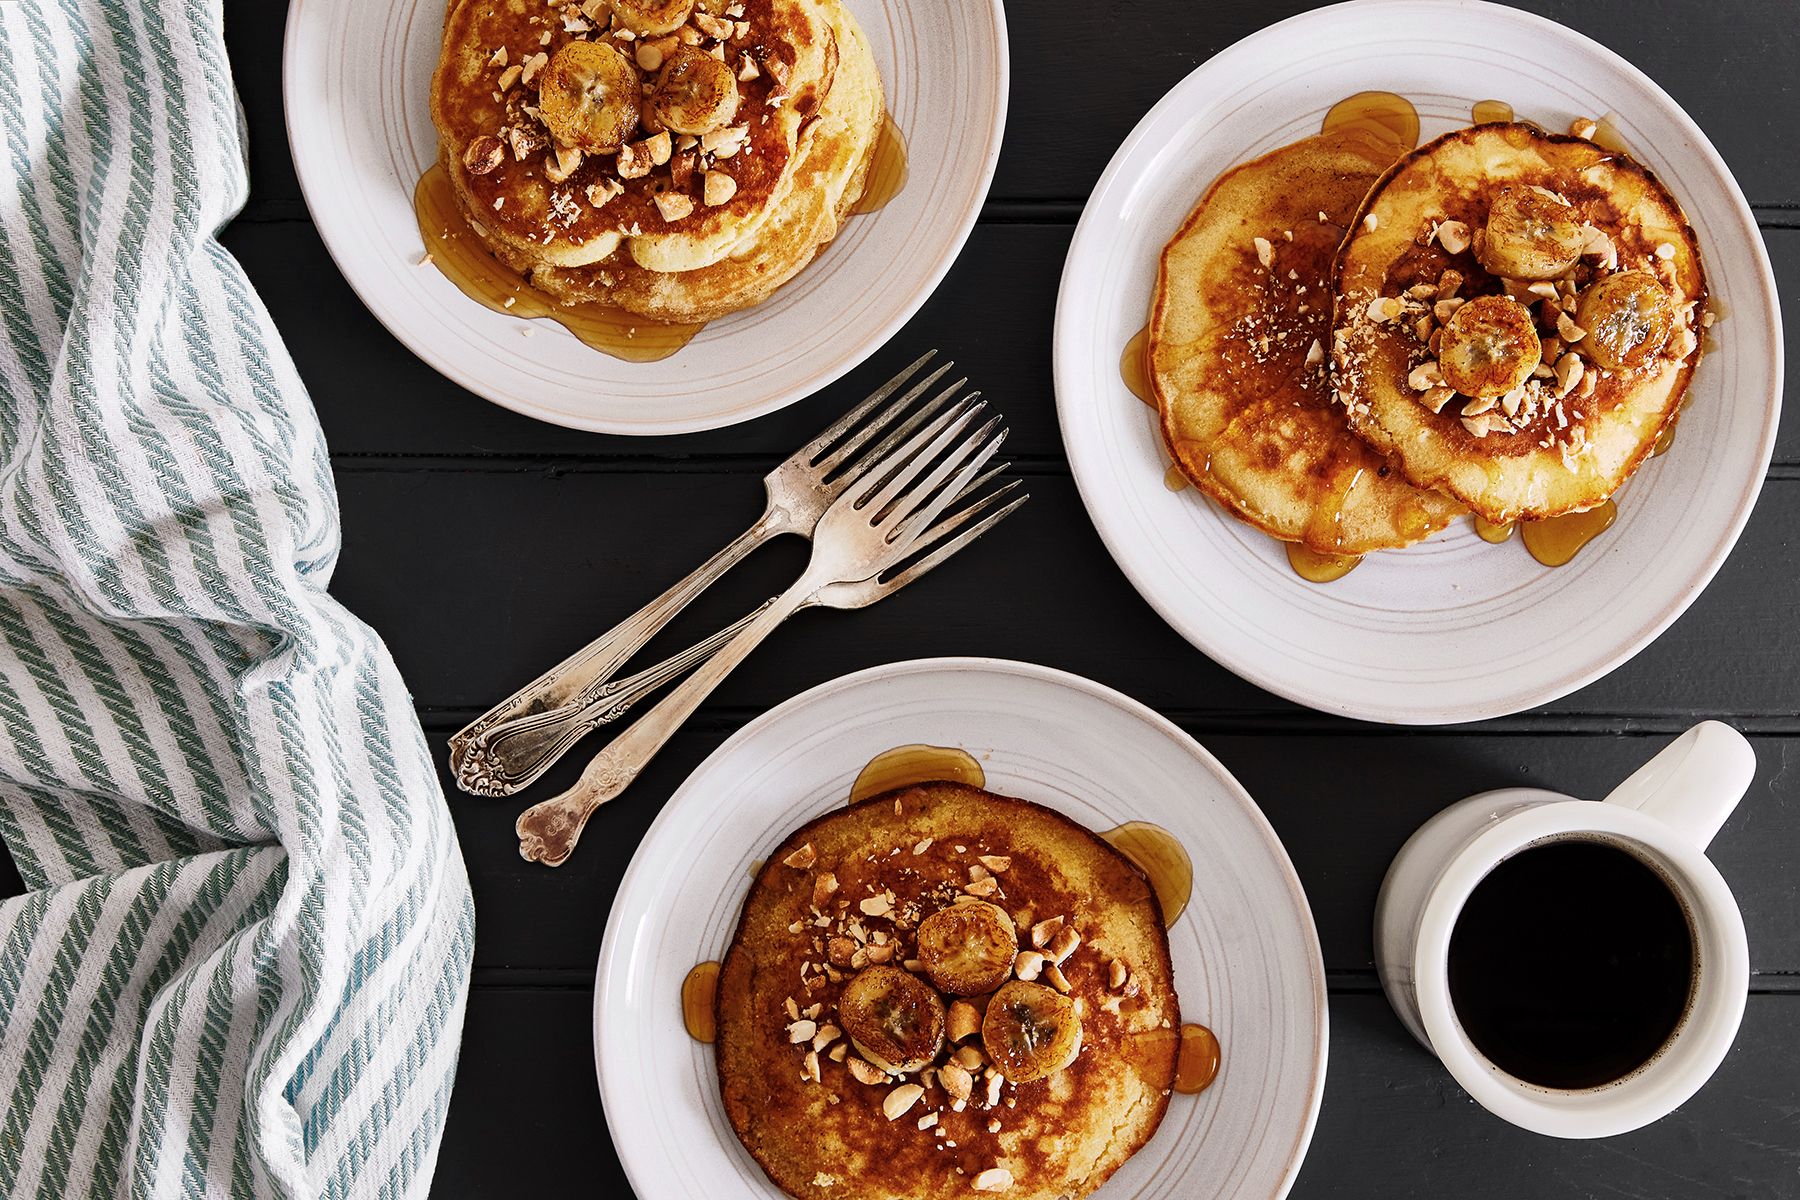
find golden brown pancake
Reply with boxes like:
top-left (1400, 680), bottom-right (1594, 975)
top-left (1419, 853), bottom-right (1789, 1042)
top-left (1150, 130), bottom-right (1463, 554)
top-left (717, 783), bottom-right (1179, 1200)
top-left (1332, 122), bottom-right (1707, 522)
top-left (428, 0), bottom-right (883, 323)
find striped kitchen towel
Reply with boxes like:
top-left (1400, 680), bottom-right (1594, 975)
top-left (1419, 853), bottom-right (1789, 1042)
top-left (0, 1), bottom-right (475, 1197)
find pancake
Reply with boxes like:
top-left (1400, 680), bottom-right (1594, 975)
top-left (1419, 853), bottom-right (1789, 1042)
top-left (717, 783), bottom-right (1179, 1200)
top-left (1150, 130), bottom-right (1464, 555)
top-left (428, 0), bottom-right (883, 323)
top-left (1331, 122), bottom-right (1707, 522)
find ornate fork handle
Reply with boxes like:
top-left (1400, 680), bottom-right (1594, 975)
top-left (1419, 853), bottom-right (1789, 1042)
top-left (454, 606), bottom-right (765, 797)
top-left (447, 511), bottom-right (778, 782)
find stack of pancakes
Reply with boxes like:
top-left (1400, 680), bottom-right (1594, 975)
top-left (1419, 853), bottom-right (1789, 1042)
top-left (430, 0), bottom-right (883, 324)
top-left (717, 783), bottom-right (1179, 1200)
top-left (1148, 116), bottom-right (1706, 553)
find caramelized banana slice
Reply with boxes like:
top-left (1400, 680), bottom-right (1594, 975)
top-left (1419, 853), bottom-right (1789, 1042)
top-left (650, 45), bottom-right (740, 135)
top-left (1478, 186), bottom-right (1585, 281)
top-left (1575, 271), bottom-right (1674, 370)
top-left (1438, 294), bottom-right (1541, 398)
top-left (610, 0), bottom-right (693, 35)
top-left (982, 980), bottom-right (1081, 1083)
top-left (916, 901), bottom-right (1018, 996)
top-left (838, 966), bottom-right (945, 1074)
top-left (538, 41), bottom-right (641, 154)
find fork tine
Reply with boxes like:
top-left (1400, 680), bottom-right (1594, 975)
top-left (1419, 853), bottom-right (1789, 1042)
top-left (799, 350), bottom-right (939, 463)
top-left (854, 395), bottom-right (985, 514)
top-left (885, 419), bottom-right (1008, 538)
top-left (813, 364), bottom-right (960, 478)
top-left (875, 484), bottom-right (1028, 593)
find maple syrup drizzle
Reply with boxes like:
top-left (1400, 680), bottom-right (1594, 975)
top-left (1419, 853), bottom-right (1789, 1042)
top-left (848, 744), bottom-right (985, 806)
top-left (1123, 1021), bottom-right (1222, 1094)
top-left (1470, 99), bottom-right (1515, 124)
top-left (682, 960), bottom-right (721, 1043)
top-left (1320, 91), bottom-right (1421, 151)
top-left (413, 163), bottom-right (704, 362)
top-left (1163, 464), bottom-right (1190, 492)
top-left (1472, 515), bottom-right (1516, 544)
top-left (1099, 822), bottom-right (1192, 926)
top-left (1285, 543), bottom-right (1362, 583)
top-left (1122, 326), bottom-right (1155, 406)
top-left (1520, 499), bottom-right (1617, 567)
top-left (851, 114), bottom-right (909, 215)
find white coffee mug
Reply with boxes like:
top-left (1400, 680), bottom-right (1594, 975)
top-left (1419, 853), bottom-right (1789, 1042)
top-left (1375, 721), bottom-right (1754, 1139)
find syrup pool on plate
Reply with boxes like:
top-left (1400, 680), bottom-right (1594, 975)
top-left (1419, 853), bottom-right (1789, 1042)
top-left (1099, 821), bottom-right (1193, 926)
top-left (851, 114), bottom-right (910, 215)
top-left (1521, 500), bottom-right (1618, 567)
top-left (414, 162), bottom-right (704, 361)
top-left (848, 744), bottom-right (984, 804)
top-left (682, 960), bottom-right (721, 1043)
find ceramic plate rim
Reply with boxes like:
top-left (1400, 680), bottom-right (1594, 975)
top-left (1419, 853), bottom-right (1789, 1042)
top-left (280, 0), bottom-right (1009, 436)
top-left (592, 655), bottom-right (1328, 1199)
top-left (1051, 0), bottom-right (1782, 725)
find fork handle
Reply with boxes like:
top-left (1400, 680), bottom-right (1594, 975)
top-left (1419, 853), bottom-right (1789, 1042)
top-left (516, 586), bottom-right (808, 866)
top-left (449, 510), bottom-right (777, 785)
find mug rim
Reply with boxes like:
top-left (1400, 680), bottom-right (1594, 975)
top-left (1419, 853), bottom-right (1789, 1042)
top-left (1413, 797), bottom-right (1749, 1139)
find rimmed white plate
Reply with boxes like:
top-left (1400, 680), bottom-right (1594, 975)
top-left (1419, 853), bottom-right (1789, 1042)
top-left (1053, 0), bottom-right (1781, 724)
top-left (283, 0), bottom-right (1005, 434)
top-left (594, 658), bottom-right (1327, 1199)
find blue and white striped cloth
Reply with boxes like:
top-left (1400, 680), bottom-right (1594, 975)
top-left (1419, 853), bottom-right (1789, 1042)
top-left (0, 1), bottom-right (475, 1196)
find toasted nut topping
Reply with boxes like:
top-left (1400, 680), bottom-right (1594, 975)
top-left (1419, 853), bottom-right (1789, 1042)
top-left (953, 1045), bottom-right (984, 1070)
top-left (1253, 236), bottom-right (1275, 269)
top-left (497, 63), bottom-right (523, 91)
top-left (1108, 958), bottom-right (1128, 990)
top-left (1029, 916), bottom-right (1064, 949)
top-left (786, 1019), bottom-right (816, 1044)
top-left (859, 893), bottom-right (893, 918)
top-left (1419, 386), bottom-right (1456, 414)
top-left (883, 1083), bottom-right (925, 1121)
top-left (462, 135), bottom-right (505, 175)
top-left (812, 871), bottom-right (838, 909)
top-left (864, 943), bottom-right (894, 965)
top-left (586, 178), bottom-right (624, 208)
top-left (1305, 338), bottom-right (1324, 367)
top-left (1461, 395), bottom-right (1498, 417)
top-left (520, 51), bottom-right (549, 86)
top-left (972, 1168), bottom-right (1014, 1193)
top-left (1555, 311), bottom-right (1587, 343)
top-left (1435, 219), bottom-right (1471, 256)
top-left (1554, 352), bottom-right (1585, 397)
top-left (812, 1023), bottom-right (840, 1051)
top-left (1046, 925), bottom-right (1081, 965)
top-left (977, 855), bottom-right (1011, 873)
top-left (782, 843), bottom-right (817, 869)
top-left (646, 129), bottom-right (674, 166)
top-left (1408, 361), bottom-right (1444, 391)
top-left (1012, 950), bottom-right (1045, 982)
top-left (984, 1071), bottom-right (1004, 1107)
top-left (635, 43), bottom-right (665, 71)
top-left (829, 1042), bottom-right (849, 1062)
top-left (737, 55), bottom-right (760, 81)
top-left (488, 46), bottom-right (508, 68)
top-left (616, 138), bottom-right (655, 178)
top-left (939, 1060), bottom-right (974, 1102)
top-left (543, 144), bottom-right (583, 183)
top-left (693, 10), bottom-right (734, 38)
top-left (1571, 117), bottom-right (1599, 140)
top-left (1433, 298), bottom-right (1464, 324)
top-left (947, 1000), bottom-right (982, 1043)
top-left (1361, 212), bottom-right (1379, 232)
top-left (848, 1057), bottom-right (887, 1086)
top-left (1042, 963), bottom-right (1072, 993)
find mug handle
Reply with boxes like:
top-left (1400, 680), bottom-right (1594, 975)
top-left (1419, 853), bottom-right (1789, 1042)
top-left (1601, 721), bottom-right (1756, 850)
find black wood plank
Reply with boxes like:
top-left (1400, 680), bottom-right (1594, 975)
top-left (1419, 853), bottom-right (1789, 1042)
top-left (333, 468), bottom-right (1800, 721)
top-left (432, 988), bottom-right (1800, 1198)
top-left (435, 730), bottom-right (1800, 978)
top-left (219, 216), bottom-right (1800, 466)
top-left (229, 1), bottom-right (1800, 214)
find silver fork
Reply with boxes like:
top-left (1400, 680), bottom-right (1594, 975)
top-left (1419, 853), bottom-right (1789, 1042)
top-left (516, 392), bottom-right (1014, 866)
top-left (461, 465), bottom-right (1022, 797)
top-left (447, 350), bottom-right (959, 793)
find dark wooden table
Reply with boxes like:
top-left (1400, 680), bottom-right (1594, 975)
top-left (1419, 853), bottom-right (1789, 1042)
top-left (176, 1), bottom-right (1800, 1194)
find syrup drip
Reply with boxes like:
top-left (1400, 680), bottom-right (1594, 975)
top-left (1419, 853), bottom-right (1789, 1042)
top-left (1652, 424), bottom-right (1677, 457)
top-left (1521, 499), bottom-right (1617, 567)
top-left (848, 744), bottom-right (985, 805)
top-left (413, 164), bottom-right (704, 361)
top-left (682, 960), bottom-right (721, 1043)
top-left (1321, 91), bottom-right (1421, 152)
top-left (1472, 515), bottom-right (1516, 544)
top-left (1470, 99), bottom-right (1514, 125)
top-left (1124, 1022), bottom-right (1222, 1095)
top-left (1122, 326), bottom-right (1155, 406)
top-left (1285, 543), bottom-right (1362, 583)
top-left (1163, 464), bottom-right (1190, 492)
top-left (851, 114), bottom-right (909, 215)
top-left (1099, 821), bottom-right (1192, 926)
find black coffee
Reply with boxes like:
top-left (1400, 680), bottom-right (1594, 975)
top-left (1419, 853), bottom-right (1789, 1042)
top-left (1447, 839), bottom-right (1694, 1090)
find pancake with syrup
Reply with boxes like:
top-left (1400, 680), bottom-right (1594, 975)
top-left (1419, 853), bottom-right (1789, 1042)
top-left (430, 0), bottom-right (883, 324)
top-left (1149, 127), bottom-right (1463, 554)
top-left (716, 782), bottom-right (1178, 1200)
top-left (1331, 122), bottom-right (1706, 522)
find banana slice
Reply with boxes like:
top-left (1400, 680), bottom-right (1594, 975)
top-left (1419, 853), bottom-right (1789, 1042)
top-left (538, 41), bottom-right (641, 154)
top-left (916, 900), bottom-right (1019, 996)
top-left (1437, 294), bottom-right (1541, 398)
top-left (1477, 186), bottom-right (1585, 281)
top-left (650, 45), bottom-right (740, 135)
top-left (981, 980), bottom-right (1082, 1083)
top-left (610, 0), bottom-right (693, 35)
top-left (1574, 271), bottom-right (1674, 370)
top-left (838, 966), bottom-right (946, 1074)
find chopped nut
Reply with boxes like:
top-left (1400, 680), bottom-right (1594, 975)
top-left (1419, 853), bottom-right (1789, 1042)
top-left (1669, 325), bottom-right (1698, 359)
top-left (812, 1023), bottom-right (840, 1051)
top-left (963, 876), bottom-right (999, 898)
top-left (543, 144), bottom-right (583, 184)
top-left (520, 51), bottom-right (549, 86)
top-left (1571, 117), bottom-right (1599, 140)
top-left (939, 1061), bottom-right (974, 1102)
top-left (693, 10), bottom-right (734, 38)
top-left (848, 1057), bottom-right (888, 1086)
top-left (1365, 295), bottom-right (1402, 323)
top-left (1108, 959), bottom-right (1128, 990)
top-left (585, 178), bottom-right (624, 208)
top-left (984, 1072), bottom-right (1004, 1107)
top-left (1655, 241), bottom-right (1677, 261)
top-left (1419, 386), bottom-right (1456, 414)
top-left (1029, 916), bottom-right (1064, 949)
top-left (1253, 236), bottom-right (1275, 269)
top-left (1462, 413), bottom-right (1495, 438)
top-left (783, 843), bottom-right (817, 869)
top-left (883, 1083), bottom-right (925, 1121)
top-left (859, 893), bottom-right (893, 918)
top-left (1526, 281), bottom-right (1560, 301)
top-left (1012, 950), bottom-right (1045, 982)
top-left (616, 138), bottom-right (655, 179)
top-left (497, 63), bottom-right (523, 91)
top-left (972, 1167), bottom-right (1014, 1193)
top-left (948, 999), bottom-right (982, 1043)
top-left (812, 871), bottom-right (838, 909)
top-left (1433, 297), bottom-right (1464, 324)
top-left (953, 1045), bottom-right (984, 1070)
top-left (803, 1049), bottom-right (821, 1082)
top-left (1045, 925), bottom-right (1081, 965)
top-left (918, 1111), bottom-right (939, 1131)
top-left (1408, 361), bottom-right (1444, 391)
top-left (1042, 963), bottom-right (1071, 994)
top-left (1555, 311), bottom-right (1587, 343)
top-left (701, 123), bottom-right (750, 157)
top-left (635, 42), bottom-right (665, 71)
top-left (488, 46), bottom-right (509, 68)
top-left (462, 135), bottom-right (505, 175)
top-left (864, 943), bottom-right (894, 965)
top-left (1435, 219), bottom-right (1471, 255)
top-left (1305, 338), bottom-right (1324, 367)
top-left (1555, 352), bottom-right (1584, 397)
top-left (738, 54), bottom-right (760, 81)
top-left (786, 1019), bottom-right (817, 1044)
top-left (1361, 212), bottom-right (1379, 232)
top-left (1462, 395), bottom-right (1498, 417)
top-left (829, 1042), bottom-right (849, 1062)
top-left (977, 855), bottom-right (1011, 873)
top-left (1436, 269), bottom-right (1464, 299)
top-left (644, 129), bottom-right (673, 166)
top-left (506, 125), bottom-right (546, 161)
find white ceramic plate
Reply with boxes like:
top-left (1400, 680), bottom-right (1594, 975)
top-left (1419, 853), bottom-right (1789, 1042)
top-left (1053, 0), bottom-right (1782, 724)
top-left (283, 0), bottom-right (1005, 434)
top-left (594, 658), bottom-right (1327, 1199)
